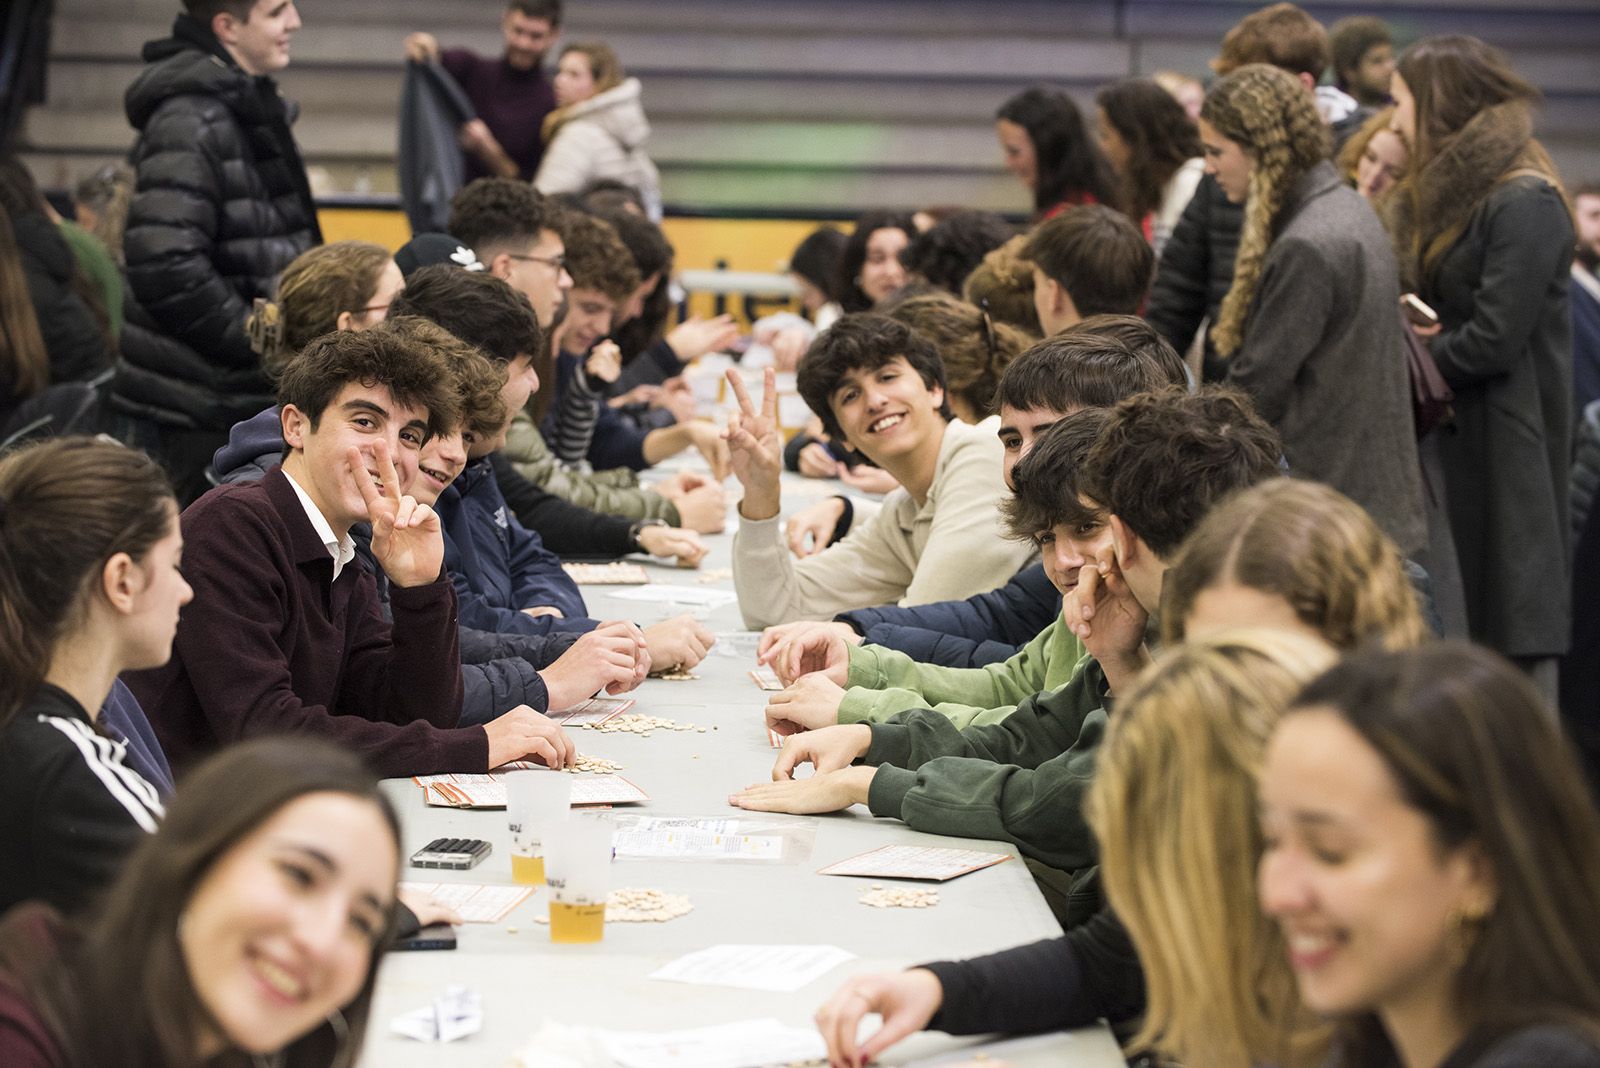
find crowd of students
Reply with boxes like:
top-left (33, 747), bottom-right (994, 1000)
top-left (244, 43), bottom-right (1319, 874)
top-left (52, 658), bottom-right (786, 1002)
top-left (2, 0), bottom-right (1599, 1065)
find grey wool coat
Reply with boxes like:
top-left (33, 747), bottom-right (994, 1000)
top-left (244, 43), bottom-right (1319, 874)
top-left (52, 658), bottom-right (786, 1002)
top-left (1423, 176), bottom-right (1574, 658)
top-left (1225, 160), bottom-right (1427, 554)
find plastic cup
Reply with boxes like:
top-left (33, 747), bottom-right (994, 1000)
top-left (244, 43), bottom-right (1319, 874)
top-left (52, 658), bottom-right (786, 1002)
top-left (544, 815), bottom-right (612, 943)
top-left (505, 771), bottom-right (570, 885)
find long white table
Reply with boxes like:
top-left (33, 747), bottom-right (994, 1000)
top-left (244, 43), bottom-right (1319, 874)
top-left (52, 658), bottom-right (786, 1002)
top-left (363, 468), bottom-right (1124, 1067)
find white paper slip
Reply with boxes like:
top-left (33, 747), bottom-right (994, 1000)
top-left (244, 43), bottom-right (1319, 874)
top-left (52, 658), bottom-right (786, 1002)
top-left (398, 882), bottom-right (532, 923)
top-left (599, 1017), bottom-right (827, 1068)
top-left (749, 666), bottom-right (783, 691)
top-left (547, 695), bottom-right (634, 726)
top-left (613, 826), bottom-right (783, 861)
top-left (422, 773), bottom-right (650, 809)
top-left (817, 844), bottom-right (1012, 882)
top-left (563, 561), bottom-right (650, 585)
top-left (609, 583), bottom-right (739, 609)
top-left (711, 631), bottom-right (763, 658)
top-left (648, 944), bottom-right (855, 993)
top-left (390, 985), bottom-right (483, 1043)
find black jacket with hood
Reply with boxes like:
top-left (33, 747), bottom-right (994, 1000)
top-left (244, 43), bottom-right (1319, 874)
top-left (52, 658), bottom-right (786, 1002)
top-left (111, 14), bottom-right (321, 430)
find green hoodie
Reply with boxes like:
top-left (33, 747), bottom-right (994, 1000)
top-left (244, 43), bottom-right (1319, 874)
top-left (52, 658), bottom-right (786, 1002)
top-left (862, 657), bottom-right (1111, 882)
top-left (501, 410), bottom-right (680, 523)
top-left (839, 618), bottom-right (1087, 728)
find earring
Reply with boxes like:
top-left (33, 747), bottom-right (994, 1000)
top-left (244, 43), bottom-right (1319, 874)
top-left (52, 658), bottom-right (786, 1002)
top-left (327, 1007), bottom-right (352, 1067)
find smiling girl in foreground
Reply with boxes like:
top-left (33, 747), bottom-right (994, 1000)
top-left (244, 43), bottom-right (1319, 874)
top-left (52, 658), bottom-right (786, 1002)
top-left (0, 736), bottom-right (402, 1068)
top-left (1261, 643), bottom-right (1600, 1068)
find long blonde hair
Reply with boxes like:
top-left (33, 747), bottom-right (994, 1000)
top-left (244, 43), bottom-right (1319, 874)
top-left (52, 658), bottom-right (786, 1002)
top-left (1162, 478), bottom-right (1428, 652)
top-left (1087, 630), bottom-right (1337, 1068)
top-left (541, 42), bottom-right (625, 142)
top-left (1201, 64), bottom-right (1330, 358)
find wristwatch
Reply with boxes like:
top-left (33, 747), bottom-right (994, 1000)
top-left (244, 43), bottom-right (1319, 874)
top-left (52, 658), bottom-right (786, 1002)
top-left (629, 517), bottom-right (667, 551)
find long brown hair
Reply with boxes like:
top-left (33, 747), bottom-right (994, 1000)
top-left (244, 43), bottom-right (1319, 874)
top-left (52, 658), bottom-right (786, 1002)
top-left (0, 200), bottom-right (49, 404)
top-left (1097, 78), bottom-right (1203, 222)
top-left (1387, 35), bottom-right (1562, 287)
top-left (1088, 630), bottom-right (1336, 1068)
top-left (11, 736), bottom-right (403, 1068)
top-left (1289, 642), bottom-right (1600, 1062)
top-left (1163, 478), bottom-right (1427, 652)
top-left (0, 436), bottom-right (175, 727)
top-left (1200, 64), bottom-right (1330, 358)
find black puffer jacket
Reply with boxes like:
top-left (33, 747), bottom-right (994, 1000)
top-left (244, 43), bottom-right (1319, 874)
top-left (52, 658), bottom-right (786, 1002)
top-left (111, 15), bottom-right (320, 430)
top-left (1144, 173), bottom-right (1242, 382)
top-left (9, 209), bottom-right (111, 386)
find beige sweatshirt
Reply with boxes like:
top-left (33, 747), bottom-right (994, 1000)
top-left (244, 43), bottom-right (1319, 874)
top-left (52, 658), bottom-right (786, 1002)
top-left (732, 418), bottom-right (1033, 629)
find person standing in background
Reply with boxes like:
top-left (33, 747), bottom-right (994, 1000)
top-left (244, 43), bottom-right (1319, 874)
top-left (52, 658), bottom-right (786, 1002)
top-left (1386, 35), bottom-right (1574, 691)
top-left (405, 0), bottom-right (562, 181)
top-left (112, 0), bottom-right (320, 504)
top-left (1329, 15), bottom-right (1396, 109)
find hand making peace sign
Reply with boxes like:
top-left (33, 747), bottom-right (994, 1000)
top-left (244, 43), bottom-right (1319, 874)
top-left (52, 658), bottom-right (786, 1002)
top-left (723, 366), bottom-right (784, 520)
top-left (351, 441), bottom-right (444, 588)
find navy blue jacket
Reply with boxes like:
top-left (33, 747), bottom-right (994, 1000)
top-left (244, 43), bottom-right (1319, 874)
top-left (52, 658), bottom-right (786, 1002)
top-left (349, 527), bottom-right (578, 727)
top-left (436, 457), bottom-right (593, 635)
top-left (542, 351), bottom-right (650, 471)
top-left (836, 562), bottom-right (1058, 668)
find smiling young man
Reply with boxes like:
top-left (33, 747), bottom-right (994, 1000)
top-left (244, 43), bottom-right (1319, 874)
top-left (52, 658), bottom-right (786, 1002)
top-left (113, 0), bottom-right (320, 503)
top-left (727, 314), bottom-right (1034, 629)
top-left (404, 0), bottom-right (562, 181)
top-left (762, 317), bottom-right (1189, 671)
top-left (129, 330), bottom-right (579, 779)
top-left (730, 387), bottom-right (1282, 926)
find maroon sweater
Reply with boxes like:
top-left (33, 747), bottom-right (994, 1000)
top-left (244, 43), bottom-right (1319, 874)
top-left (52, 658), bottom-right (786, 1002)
top-left (440, 49), bottom-right (555, 181)
top-left (127, 467), bottom-right (484, 778)
top-left (0, 905), bottom-right (66, 1068)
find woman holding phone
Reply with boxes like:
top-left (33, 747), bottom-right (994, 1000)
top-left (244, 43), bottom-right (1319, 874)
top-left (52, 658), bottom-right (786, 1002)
top-left (1384, 35), bottom-right (1574, 685)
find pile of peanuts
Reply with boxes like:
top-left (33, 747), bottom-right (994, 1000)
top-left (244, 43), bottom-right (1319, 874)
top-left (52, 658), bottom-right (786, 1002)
top-left (584, 714), bottom-right (706, 736)
top-left (859, 885), bottom-right (941, 909)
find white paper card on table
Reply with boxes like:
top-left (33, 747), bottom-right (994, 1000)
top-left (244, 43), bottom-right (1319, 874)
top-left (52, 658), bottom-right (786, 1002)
top-left (613, 819), bottom-right (783, 861)
top-left (420, 773), bottom-right (649, 809)
top-left (648, 944), bottom-right (854, 993)
top-left (562, 561), bottom-right (650, 585)
top-left (609, 583), bottom-right (739, 609)
top-left (546, 695), bottom-right (633, 726)
top-left (598, 1017), bottom-right (827, 1068)
top-left (817, 844), bottom-right (1012, 882)
top-left (399, 882), bottom-right (532, 923)
top-left (711, 631), bottom-right (763, 658)
top-left (749, 666), bottom-right (783, 691)
top-left (390, 985), bottom-right (482, 1043)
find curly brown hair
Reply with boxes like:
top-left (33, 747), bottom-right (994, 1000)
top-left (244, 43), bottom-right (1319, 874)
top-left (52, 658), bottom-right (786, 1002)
top-left (275, 328), bottom-right (458, 443)
top-left (888, 292), bottom-right (1032, 419)
top-left (555, 209), bottom-right (641, 304)
top-left (1079, 385), bottom-right (1282, 558)
top-left (962, 234), bottom-right (1042, 337)
top-left (379, 317), bottom-right (508, 442)
top-left (1201, 64), bottom-right (1330, 358)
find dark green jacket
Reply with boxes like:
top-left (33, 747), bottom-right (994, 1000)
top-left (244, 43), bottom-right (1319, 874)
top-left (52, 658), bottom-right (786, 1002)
top-left (863, 658), bottom-right (1111, 875)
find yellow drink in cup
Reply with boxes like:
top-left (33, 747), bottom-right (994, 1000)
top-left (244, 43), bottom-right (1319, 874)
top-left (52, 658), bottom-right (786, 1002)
top-left (510, 854), bottom-right (545, 885)
top-left (505, 771), bottom-right (570, 885)
top-left (548, 901), bottom-right (607, 943)
top-left (544, 815), bottom-right (612, 944)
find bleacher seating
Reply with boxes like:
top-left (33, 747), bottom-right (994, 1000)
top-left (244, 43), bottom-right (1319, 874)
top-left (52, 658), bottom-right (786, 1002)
top-left (20, 0), bottom-right (1600, 215)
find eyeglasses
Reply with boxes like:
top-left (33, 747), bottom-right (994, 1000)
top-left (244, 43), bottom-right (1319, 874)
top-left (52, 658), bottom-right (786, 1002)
top-left (506, 252), bottom-right (566, 272)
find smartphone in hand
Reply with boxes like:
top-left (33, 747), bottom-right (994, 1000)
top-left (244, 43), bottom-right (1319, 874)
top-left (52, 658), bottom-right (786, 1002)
top-left (1401, 293), bottom-right (1440, 328)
